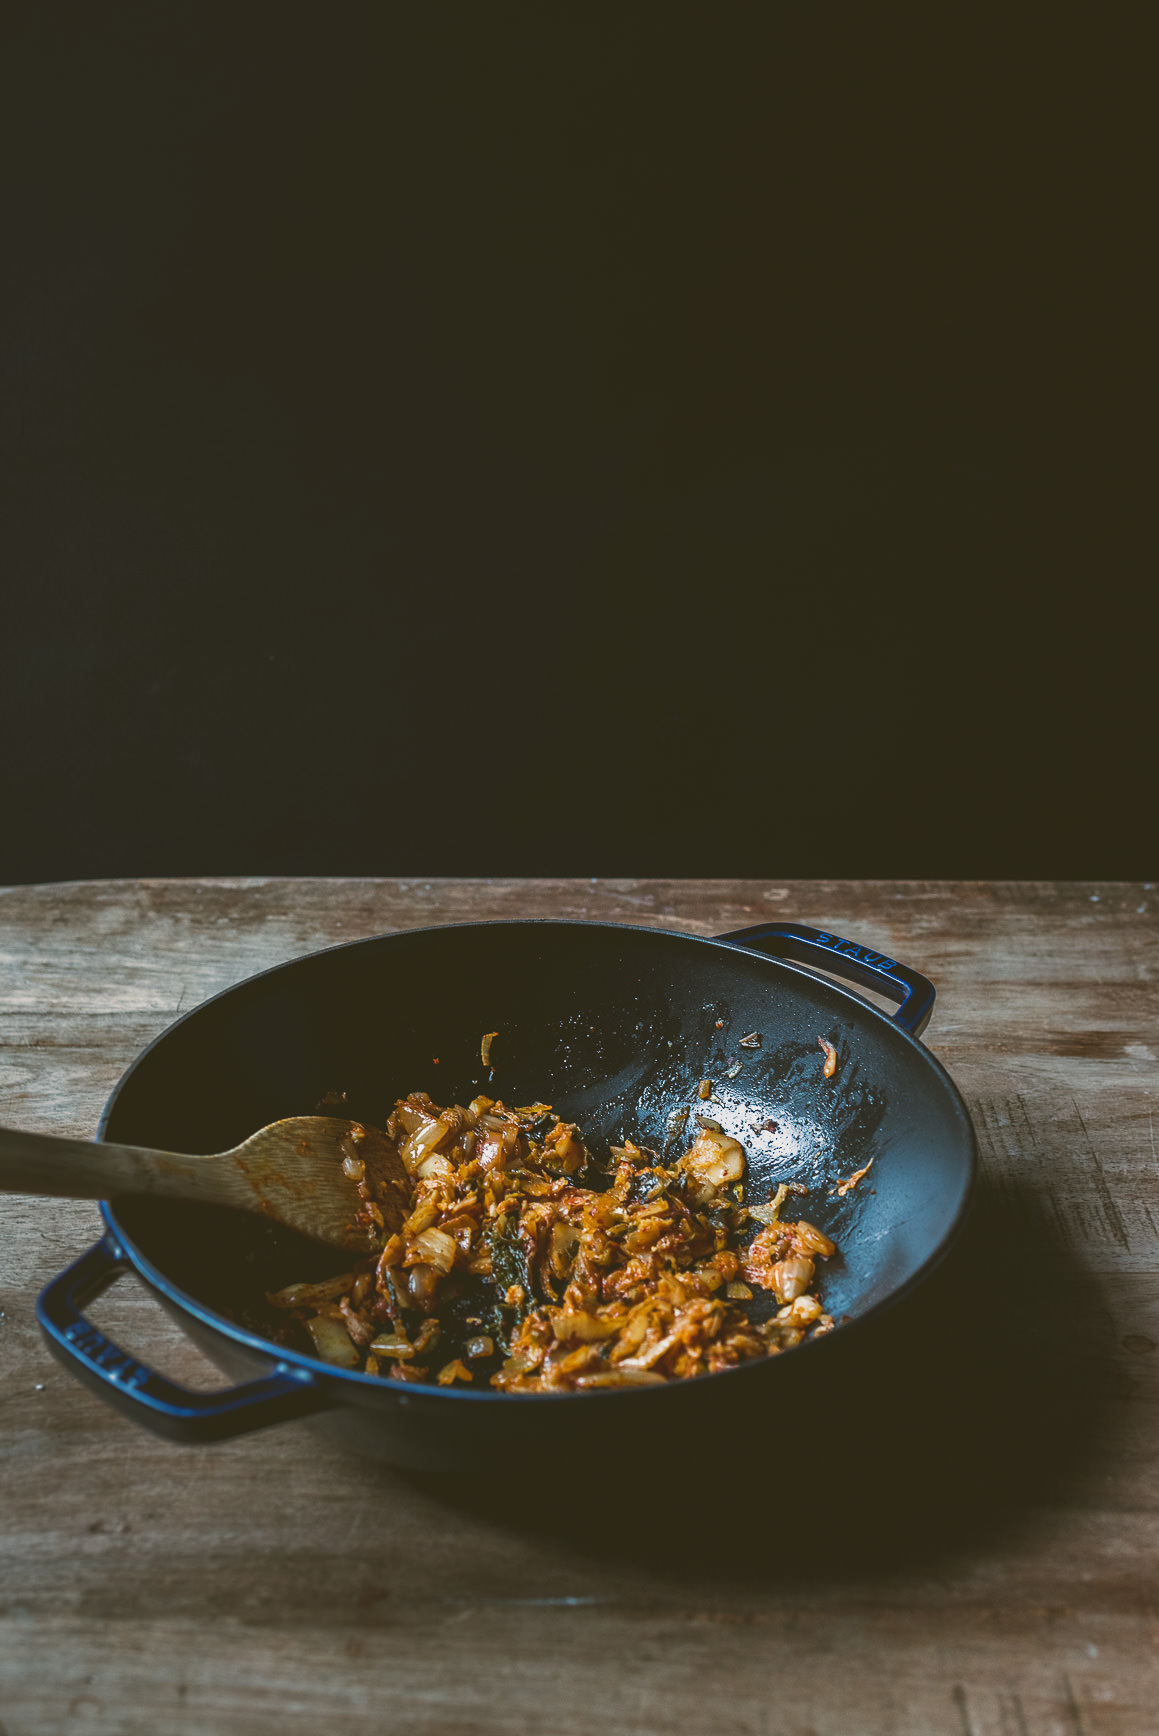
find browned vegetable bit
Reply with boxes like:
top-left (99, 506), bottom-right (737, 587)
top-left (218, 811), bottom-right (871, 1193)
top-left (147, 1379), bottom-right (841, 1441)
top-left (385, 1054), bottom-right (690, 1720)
top-left (831, 1157), bottom-right (875, 1197)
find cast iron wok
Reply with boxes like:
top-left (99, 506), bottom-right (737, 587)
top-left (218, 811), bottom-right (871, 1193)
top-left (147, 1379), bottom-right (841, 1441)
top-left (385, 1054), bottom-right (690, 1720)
top-left (37, 919), bottom-right (976, 1469)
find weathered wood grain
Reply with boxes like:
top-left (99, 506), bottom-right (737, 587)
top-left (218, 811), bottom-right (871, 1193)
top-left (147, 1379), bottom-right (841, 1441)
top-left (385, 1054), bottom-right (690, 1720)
top-left (1, 878), bottom-right (1157, 1735)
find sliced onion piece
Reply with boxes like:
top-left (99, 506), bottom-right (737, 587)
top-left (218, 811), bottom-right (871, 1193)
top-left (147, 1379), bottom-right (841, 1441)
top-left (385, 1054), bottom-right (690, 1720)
top-left (305, 1314), bottom-right (362, 1369)
top-left (408, 1226), bottom-right (458, 1274)
top-left (550, 1310), bottom-right (621, 1343)
top-left (400, 1116), bottom-right (451, 1174)
top-left (793, 1219), bottom-right (837, 1257)
top-left (267, 1274), bottom-right (356, 1310)
top-left (574, 1369), bottom-right (666, 1387)
top-left (416, 1152), bottom-right (456, 1183)
top-left (369, 1333), bottom-right (414, 1359)
top-left (680, 1126), bottom-right (746, 1189)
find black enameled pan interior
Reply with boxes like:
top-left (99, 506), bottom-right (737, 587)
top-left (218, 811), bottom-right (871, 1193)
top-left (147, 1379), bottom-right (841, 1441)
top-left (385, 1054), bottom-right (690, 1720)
top-left (101, 921), bottom-right (975, 1381)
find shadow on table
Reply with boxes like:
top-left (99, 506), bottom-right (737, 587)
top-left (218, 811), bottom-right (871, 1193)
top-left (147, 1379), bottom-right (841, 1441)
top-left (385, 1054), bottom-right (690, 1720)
top-left (403, 1171), bottom-right (1119, 1584)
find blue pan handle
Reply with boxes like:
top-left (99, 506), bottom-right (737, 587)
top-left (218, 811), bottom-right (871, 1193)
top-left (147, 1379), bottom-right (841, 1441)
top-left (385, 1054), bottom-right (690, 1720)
top-left (718, 920), bottom-right (935, 1038)
top-left (36, 1232), bottom-right (329, 1443)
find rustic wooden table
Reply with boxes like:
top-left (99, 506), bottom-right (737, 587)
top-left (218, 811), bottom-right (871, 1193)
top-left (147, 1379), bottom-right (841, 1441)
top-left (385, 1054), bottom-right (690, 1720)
top-left (1, 878), bottom-right (1157, 1736)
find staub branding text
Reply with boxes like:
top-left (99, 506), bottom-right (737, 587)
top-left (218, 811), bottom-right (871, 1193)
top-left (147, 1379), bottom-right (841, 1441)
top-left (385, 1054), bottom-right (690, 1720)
top-left (812, 932), bottom-right (898, 974)
top-left (64, 1320), bottom-right (152, 1390)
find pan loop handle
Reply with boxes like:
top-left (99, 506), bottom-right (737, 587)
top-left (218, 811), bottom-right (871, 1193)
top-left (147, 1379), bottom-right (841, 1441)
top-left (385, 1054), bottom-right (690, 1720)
top-left (717, 921), bottom-right (935, 1037)
top-left (36, 1233), bottom-right (331, 1443)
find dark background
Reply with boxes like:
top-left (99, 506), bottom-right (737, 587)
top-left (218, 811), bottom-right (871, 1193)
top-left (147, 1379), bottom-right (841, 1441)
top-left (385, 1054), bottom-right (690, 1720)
top-left (2, 4), bottom-right (1152, 883)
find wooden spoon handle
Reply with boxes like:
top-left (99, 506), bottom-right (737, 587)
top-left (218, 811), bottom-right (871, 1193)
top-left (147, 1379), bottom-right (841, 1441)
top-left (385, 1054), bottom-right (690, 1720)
top-left (0, 1124), bottom-right (235, 1206)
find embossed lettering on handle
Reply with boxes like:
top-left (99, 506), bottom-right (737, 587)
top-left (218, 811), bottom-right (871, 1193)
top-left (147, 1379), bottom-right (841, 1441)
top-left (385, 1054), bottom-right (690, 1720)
top-left (63, 1319), bottom-right (153, 1391)
top-left (811, 932), bottom-right (898, 973)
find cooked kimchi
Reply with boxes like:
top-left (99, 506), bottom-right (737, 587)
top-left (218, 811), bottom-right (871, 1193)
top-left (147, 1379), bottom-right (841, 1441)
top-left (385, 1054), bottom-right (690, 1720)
top-left (269, 1093), bottom-right (837, 1391)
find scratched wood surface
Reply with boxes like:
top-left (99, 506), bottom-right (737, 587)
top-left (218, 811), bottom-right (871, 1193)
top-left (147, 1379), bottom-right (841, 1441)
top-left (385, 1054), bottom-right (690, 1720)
top-left (0, 877), bottom-right (1157, 1736)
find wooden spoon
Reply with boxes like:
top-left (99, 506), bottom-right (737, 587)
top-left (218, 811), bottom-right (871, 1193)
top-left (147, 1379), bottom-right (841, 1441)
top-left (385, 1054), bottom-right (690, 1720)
top-left (0, 1118), bottom-right (410, 1253)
